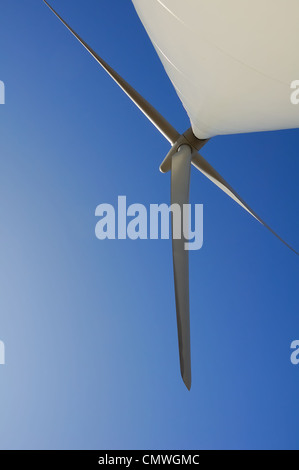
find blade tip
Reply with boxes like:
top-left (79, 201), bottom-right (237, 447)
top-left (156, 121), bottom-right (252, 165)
top-left (182, 373), bottom-right (191, 391)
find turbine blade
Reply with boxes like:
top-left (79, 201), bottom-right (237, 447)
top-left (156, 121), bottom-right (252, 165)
top-left (192, 153), bottom-right (298, 255)
top-left (43, 1), bottom-right (180, 145)
top-left (171, 145), bottom-right (193, 390)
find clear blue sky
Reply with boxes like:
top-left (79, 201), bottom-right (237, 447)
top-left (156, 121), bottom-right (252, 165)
top-left (0, 0), bottom-right (298, 450)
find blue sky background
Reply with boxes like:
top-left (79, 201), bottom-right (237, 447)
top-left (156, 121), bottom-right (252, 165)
top-left (0, 0), bottom-right (298, 450)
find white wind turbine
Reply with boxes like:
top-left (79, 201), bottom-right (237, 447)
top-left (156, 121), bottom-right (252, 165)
top-left (43, 0), bottom-right (298, 390)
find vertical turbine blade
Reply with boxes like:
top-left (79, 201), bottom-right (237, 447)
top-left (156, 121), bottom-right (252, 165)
top-left (171, 145), bottom-right (193, 390)
top-left (43, 1), bottom-right (180, 145)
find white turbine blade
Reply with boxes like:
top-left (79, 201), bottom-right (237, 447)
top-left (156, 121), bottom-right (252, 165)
top-left (192, 153), bottom-right (298, 256)
top-left (171, 145), bottom-right (193, 390)
top-left (43, 1), bottom-right (180, 145)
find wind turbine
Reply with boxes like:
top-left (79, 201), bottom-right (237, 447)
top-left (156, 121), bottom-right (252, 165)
top-left (43, 0), bottom-right (298, 390)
